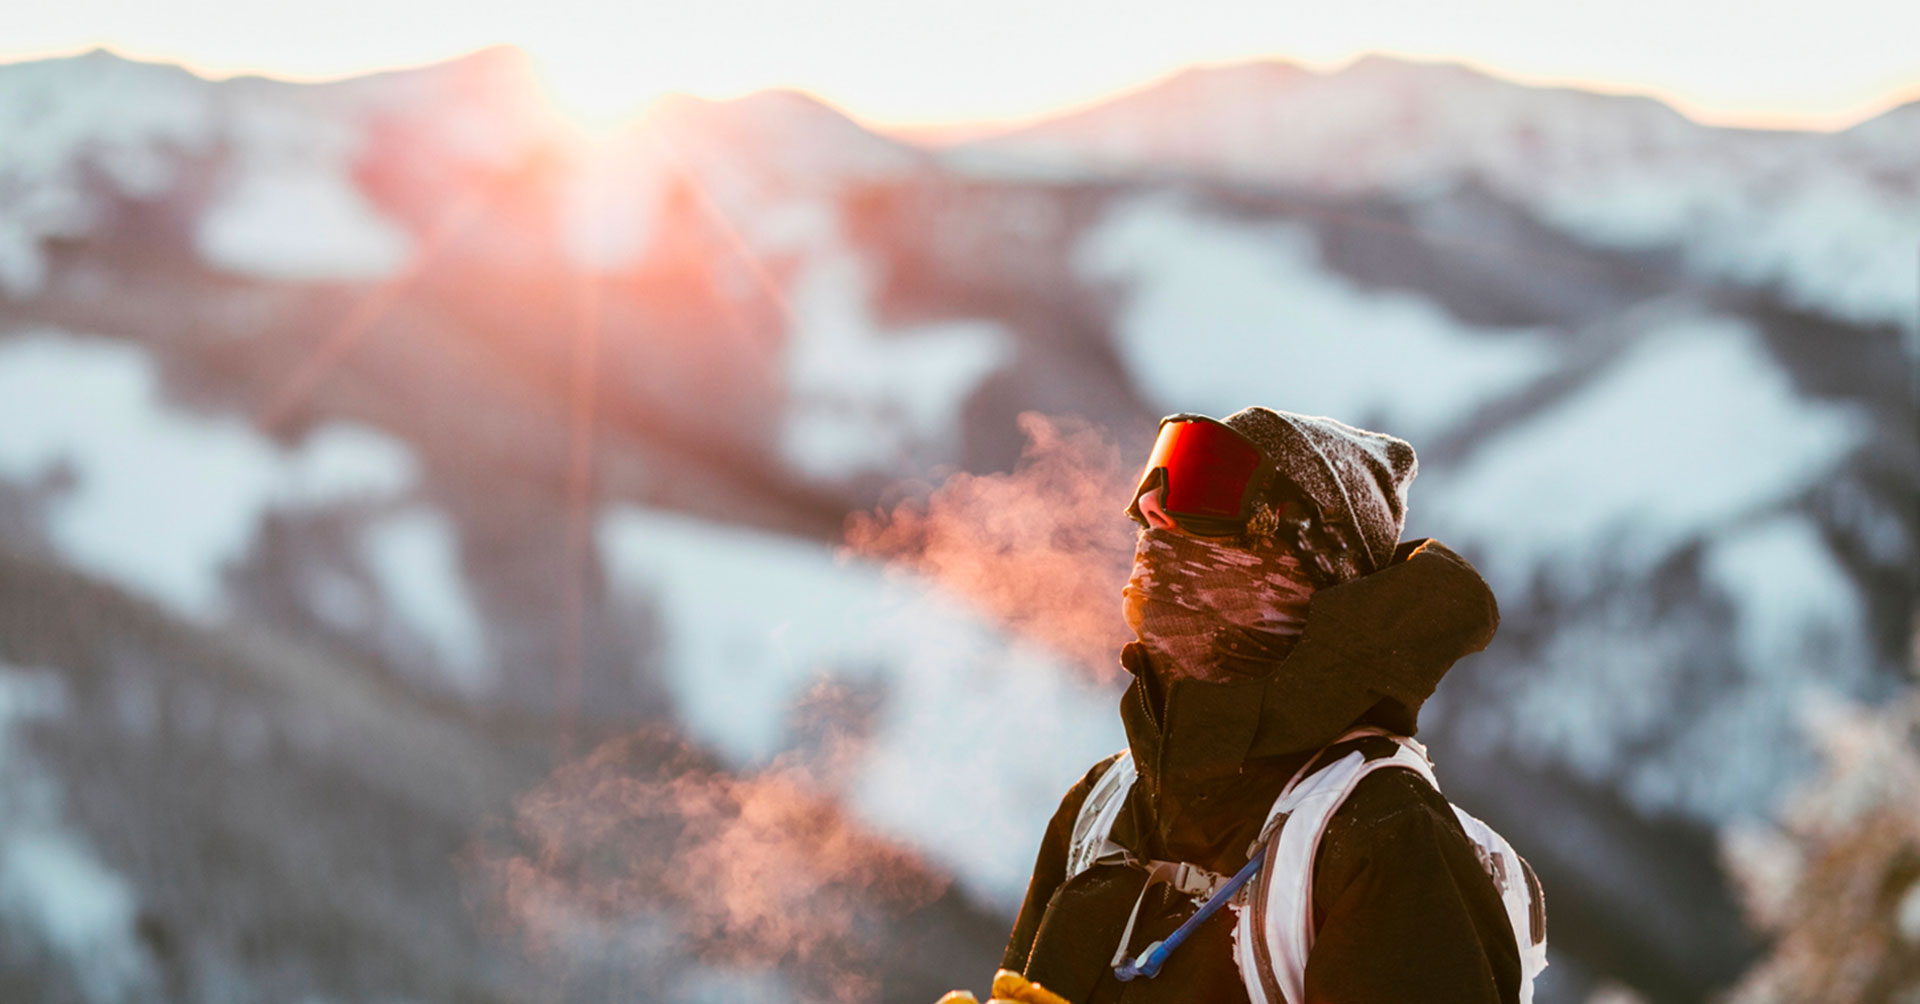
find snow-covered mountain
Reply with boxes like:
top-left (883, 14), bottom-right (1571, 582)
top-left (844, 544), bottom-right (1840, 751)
top-left (960, 55), bottom-right (1920, 328)
top-left (0, 46), bottom-right (1912, 1003)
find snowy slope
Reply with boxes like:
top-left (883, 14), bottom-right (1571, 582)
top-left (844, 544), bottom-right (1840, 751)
top-left (0, 665), bottom-right (155, 1002)
top-left (1422, 312), bottom-right (1870, 592)
top-left (0, 48), bottom-right (920, 290)
top-left (1411, 308), bottom-right (1882, 821)
top-left (1075, 191), bottom-right (1557, 441)
top-left (0, 329), bottom-right (495, 697)
top-left (965, 55), bottom-right (1920, 327)
top-left (0, 53), bottom-right (216, 295)
top-left (599, 504), bottom-right (1125, 910)
top-left (0, 51), bottom-right (422, 289)
top-left (0, 330), bottom-right (417, 615)
top-left (779, 224), bottom-right (1015, 481)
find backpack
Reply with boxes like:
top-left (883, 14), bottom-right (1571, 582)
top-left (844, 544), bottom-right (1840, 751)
top-left (1065, 727), bottom-right (1549, 1004)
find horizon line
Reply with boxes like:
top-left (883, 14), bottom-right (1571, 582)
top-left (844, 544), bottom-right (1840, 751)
top-left (5, 41), bottom-right (1917, 139)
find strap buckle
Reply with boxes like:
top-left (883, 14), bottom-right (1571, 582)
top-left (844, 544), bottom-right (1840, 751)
top-left (1167, 861), bottom-right (1228, 899)
top-left (1112, 852), bottom-right (1268, 982)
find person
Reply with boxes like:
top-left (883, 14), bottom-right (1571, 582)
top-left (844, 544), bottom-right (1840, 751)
top-left (961, 406), bottom-right (1544, 1004)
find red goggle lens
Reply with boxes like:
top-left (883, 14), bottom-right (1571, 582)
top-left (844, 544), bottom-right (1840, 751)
top-left (1137, 419), bottom-right (1263, 521)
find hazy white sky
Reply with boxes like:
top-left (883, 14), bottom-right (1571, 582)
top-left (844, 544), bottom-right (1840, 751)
top-left (6, 0), bottom-right (1918, 130)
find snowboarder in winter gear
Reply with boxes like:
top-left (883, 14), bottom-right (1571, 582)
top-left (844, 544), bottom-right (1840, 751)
top-left (973, 406), bottom-right (1545, 1004)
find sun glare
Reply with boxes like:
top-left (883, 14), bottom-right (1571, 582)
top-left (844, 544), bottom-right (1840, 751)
top-left (533, 58), bottom-right (679, 134)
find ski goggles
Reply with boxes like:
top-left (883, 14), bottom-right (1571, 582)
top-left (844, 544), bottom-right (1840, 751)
top-left (1124, 414), bottom-right (1278, 537)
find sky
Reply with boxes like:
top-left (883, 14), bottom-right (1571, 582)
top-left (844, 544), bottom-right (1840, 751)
top-left (5, 0), bottom-right (1919, 132)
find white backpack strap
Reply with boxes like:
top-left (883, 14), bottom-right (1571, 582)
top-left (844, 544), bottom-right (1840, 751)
top-left (1449, 805), bottom-right (1551, 1002)
top-left (1066, 750), bottom-right (1136, 879)
top-left (1234, 737), bottom-right (1438, 1004)
top-left (1235, 735), bottom-right (1545, 1004)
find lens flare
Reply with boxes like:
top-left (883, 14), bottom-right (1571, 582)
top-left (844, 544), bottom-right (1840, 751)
top-left (532, 56), bottom-right (676, 134)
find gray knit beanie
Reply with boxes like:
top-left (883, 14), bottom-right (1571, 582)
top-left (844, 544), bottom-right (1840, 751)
top-left (1221, 406), bottom-right (1418, 576)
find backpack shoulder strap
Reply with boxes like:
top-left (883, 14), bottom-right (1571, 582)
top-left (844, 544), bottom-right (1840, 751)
top-left (1234, 731), bottom-right (1546, 1004)
top-left (1447, 804), bottom-right (1551, 1001)
top-left (1236, 732), bottom-right (1431, 1004)
top-left (1066, 750), bottom-right (1136, 880)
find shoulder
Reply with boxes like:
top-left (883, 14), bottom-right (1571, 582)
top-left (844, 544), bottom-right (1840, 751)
top-left (1295, 761), bottom-right (1529, 1002)
top-left (1299, 737), bottom-right (1461, 847)
top-left (1308, 763), bottom-right (1524, 947)
top-left (1082, 749), bottom-right (1129, 786)
top-left (1334, 765), bottom-right (1458, 834)
top-left (1315, 764), bottom-right (1480, 891)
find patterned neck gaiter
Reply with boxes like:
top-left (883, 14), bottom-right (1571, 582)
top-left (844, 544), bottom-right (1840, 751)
top-left (1121, 527), bottom-right (1318, 682)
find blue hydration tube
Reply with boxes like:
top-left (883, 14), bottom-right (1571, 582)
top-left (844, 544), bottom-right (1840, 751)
top-left (1113, 848), bottom-right (1266, 981)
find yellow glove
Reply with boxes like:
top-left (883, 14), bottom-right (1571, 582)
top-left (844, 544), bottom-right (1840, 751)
top-left (936, 969), bottom-right (1074, 1004)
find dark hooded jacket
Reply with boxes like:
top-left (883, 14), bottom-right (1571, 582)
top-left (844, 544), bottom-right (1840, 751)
top-left (1000, 538), bottom-right (1531, 1004)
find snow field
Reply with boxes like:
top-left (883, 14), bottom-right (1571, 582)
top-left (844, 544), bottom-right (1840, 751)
top-left (1076, 192), bottom-right (1556, 442)
top-left (0, 665), bottom-right (154, 1003)
top-left (1422, 313), bottom-right (1870, 597)
top-left (0, 329), bottom-right (494, 696)
top-left (978, 57), bottom-right (1920, 327)
top-left (599, 504), bottom-right (1126, 910)
top-left (1420, 313), bottom-right (1876, 820)
top-left (779, 231), bottom-right (1014, 482)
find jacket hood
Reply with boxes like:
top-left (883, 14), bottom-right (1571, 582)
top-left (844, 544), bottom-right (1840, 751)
top-left (1113, 537), bottom-right (1499, 867)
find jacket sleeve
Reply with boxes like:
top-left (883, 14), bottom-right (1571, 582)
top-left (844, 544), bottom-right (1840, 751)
top-left (1001, 754), bottom-right (1121, 973)
top-left (1300, 770), bottom-right (1523, 1004)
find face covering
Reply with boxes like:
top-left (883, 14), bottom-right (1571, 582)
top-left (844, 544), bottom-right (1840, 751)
top-left (1113, 527), bottom-right (1323, 865)
top-left (1121, 526), bottom-right (1318, 682)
